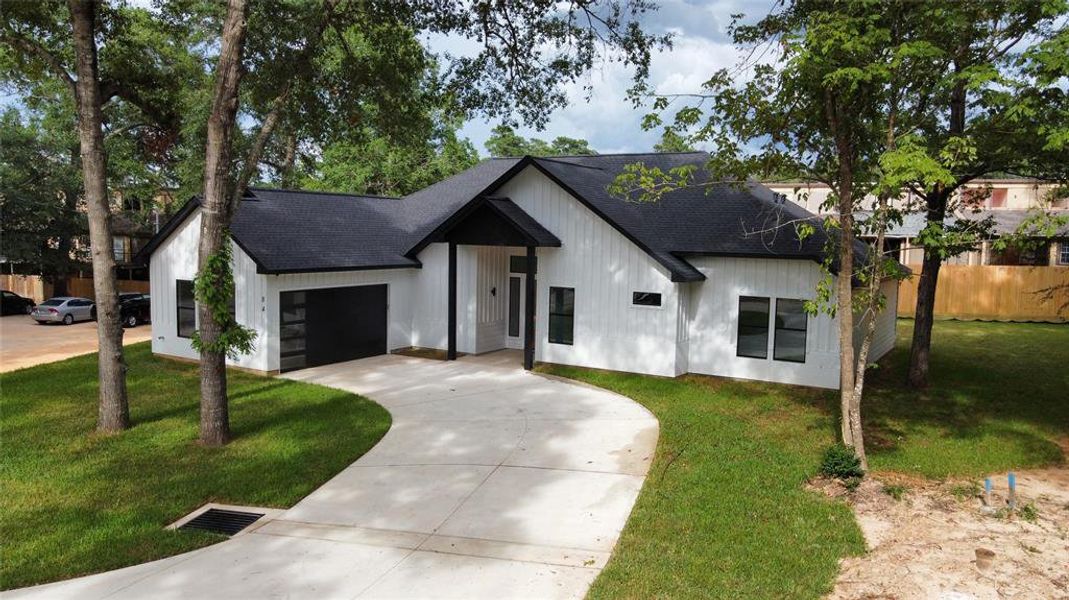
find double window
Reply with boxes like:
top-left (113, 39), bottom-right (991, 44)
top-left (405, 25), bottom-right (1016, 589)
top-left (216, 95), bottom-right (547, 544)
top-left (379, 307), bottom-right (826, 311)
top-left (736, 296), bottom-right (808, 363)
top-left (548, 287), bottom-right (574, 345)
top-left (176, 279), bottom-right (196, 338)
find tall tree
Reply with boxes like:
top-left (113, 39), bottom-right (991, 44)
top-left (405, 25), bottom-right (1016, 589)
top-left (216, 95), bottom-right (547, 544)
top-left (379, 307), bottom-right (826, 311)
top-left (3, 0), bottom-right (199, 432)
top-left (69, 0), bottom-right (129, 431)
top-left (901, 1), bottom-right (1069, 388)
top-left (187, 0), bottom-right (664, 445)
top-left (612, 1), bottom-right (927, 467)
top-left (485, 124), bottom-right (596, 157)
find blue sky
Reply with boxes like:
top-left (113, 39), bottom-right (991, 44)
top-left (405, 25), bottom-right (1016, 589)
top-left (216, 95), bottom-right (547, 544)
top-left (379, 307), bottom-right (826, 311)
top-left (429, 0), bottom-right (751, 156)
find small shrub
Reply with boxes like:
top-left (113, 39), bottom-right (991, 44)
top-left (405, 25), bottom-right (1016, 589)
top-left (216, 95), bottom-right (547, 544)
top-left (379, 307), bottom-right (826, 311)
top-left (949, 481), bottom-right (981, 501)
top-left (843, 476), bottom-right (862, 492)
top-left (882, 484), bottom-right (907, 501)
top-left (820, 444), bottom-right (865, 479)
top-left (1018, 502), bottom-right (1039, 523)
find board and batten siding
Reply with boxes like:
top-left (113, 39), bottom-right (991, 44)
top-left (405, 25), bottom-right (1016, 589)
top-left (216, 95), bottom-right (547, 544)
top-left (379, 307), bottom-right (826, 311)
top-left (148, 210), bottom-right (269, 371)
top-left (686, 257), bottom-right (841, 389)
top-left (495, 166), bottom-right (683, 377)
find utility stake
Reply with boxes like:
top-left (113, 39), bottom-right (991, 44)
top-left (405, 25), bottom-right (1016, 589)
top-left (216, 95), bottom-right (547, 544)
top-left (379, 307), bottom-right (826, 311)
top-left (983, 478), bottom-right (992, 506)
top-left (1007, 472), bottom-right (1016, 512)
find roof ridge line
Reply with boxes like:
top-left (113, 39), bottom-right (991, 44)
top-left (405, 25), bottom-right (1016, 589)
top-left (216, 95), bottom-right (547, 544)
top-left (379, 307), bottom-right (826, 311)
top-left (247, 186), bottom-right (400, 200)
top-left (533, 157), bottom-right (605, 170)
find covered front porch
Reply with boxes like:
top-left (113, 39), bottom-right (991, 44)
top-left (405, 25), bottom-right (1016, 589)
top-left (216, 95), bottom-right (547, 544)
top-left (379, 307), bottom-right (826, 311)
top-left (423, 195), bottom-right (561, 370)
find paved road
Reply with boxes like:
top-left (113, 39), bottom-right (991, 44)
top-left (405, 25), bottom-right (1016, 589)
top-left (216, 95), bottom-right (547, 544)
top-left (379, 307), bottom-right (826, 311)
top-left (0, 315), bottom-right (152, 373)
top-left (4, 351), bottom-right (659, 600)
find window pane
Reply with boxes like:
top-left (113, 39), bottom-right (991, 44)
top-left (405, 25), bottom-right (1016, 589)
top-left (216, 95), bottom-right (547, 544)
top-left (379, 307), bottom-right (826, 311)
top-left (774, 299), bottom-right (807, 363)
top-left (548, 287), bottom-right (574, 345)
top-left (632, 292), bottom-right (662, 306)
top-left (508, 277), bottom-right (521, 337)
top-left (177, 280), bottom-right (195, 338)
top-left (737, 296), bottom-right (769, 359)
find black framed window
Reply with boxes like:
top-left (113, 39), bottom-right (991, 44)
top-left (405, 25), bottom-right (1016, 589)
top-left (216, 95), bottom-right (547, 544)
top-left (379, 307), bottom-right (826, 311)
top-left (737, 296), bottom-right (770, 359)
top-left (632, 292), bottom-right (662, 307)
top-left (509, 255), bottom-right (537, 274)
top-left (773, 299), bottom-right (808, 363)
top-left (176, 279), bottom-right (196, 338)
top-left (548, 287), bottom-right (574, 345)
top-left (508, 277), bottom-right (521, 337)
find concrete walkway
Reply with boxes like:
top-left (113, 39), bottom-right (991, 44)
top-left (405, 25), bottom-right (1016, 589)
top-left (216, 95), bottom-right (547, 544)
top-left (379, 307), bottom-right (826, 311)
top-left (6, 351), bottom-right (658, 599)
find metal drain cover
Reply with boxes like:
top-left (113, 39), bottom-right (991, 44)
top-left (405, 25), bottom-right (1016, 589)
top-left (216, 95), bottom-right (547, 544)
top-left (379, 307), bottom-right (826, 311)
top-left (178, 508), bottom-right (265, 536)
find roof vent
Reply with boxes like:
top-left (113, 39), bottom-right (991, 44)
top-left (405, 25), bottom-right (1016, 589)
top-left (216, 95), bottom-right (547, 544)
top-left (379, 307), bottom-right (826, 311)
top-left (178, 508), bottom-right (265, 536)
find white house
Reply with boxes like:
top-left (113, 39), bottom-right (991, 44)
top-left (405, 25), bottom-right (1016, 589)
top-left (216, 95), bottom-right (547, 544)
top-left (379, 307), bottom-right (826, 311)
top-left (140, 152), bottom-right (899, 390)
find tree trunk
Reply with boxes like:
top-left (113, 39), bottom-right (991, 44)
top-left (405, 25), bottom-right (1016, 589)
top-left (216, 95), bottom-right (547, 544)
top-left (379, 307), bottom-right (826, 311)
top-left (197, 0), bottom-right (248, 447)
top-left (837, 179), bottom-right (858, 453)
top-left (908, 188), bottom-right (948, 388)
top-left (68, 0), bottom-right (129, 433)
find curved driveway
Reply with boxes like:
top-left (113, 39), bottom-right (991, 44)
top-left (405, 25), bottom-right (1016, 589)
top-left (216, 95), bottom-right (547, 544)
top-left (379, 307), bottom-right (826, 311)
top-left (6, 351), bottom-right (658, 600)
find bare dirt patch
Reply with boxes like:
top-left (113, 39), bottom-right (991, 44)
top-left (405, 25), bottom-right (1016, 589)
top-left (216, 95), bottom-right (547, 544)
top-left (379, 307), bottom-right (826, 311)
top-left (817, 468), bottom-right (1069, 599)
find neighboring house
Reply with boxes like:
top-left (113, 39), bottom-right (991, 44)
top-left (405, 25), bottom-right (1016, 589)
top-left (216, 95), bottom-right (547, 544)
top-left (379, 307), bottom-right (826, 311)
top-left (138, 152), bottom-right (899, 390)
top-left (766, 180), bottom-right (1069, 267)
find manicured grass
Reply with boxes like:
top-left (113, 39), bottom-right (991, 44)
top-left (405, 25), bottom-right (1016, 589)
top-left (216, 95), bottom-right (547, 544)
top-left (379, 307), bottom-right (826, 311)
top-left (0, 343), bottom-right (390, 590)
top-left (864, 320), bottom-right (1067, 478)
top-left (540, 319), bottom-right (1066, 599)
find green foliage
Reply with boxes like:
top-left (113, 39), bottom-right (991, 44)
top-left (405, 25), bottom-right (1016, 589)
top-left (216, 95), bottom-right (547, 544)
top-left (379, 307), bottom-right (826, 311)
top-left (882, 483), bottom-right (907, 501)
top-left (949, 481), bottom-right (982, 501)
top-left (1018, 502), bottom-right (1039, 523)
top-left (190, 234), bottom-right (256, 360)
top-left (484, 124), bottom-right (596, 157)
top-left (0, 343), bottom-right (390, 589)
top-left (821, 443), bottom-right (866, 479)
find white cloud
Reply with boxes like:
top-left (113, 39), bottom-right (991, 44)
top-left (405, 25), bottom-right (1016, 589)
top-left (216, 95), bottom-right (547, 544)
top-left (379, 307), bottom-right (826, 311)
top-left (435, 0), bottom-right (753, 155)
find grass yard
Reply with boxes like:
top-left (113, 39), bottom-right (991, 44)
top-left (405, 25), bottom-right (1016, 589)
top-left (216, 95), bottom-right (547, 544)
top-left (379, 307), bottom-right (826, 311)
top-left (0, 343), bottom-right (390, 590)
top-left (540, 319), bottom-right (1067, 599)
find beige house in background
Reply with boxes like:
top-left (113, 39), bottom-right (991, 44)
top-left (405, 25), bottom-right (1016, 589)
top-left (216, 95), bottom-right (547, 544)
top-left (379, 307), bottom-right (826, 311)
top-left (765, 179), bottom-right (1069, 267)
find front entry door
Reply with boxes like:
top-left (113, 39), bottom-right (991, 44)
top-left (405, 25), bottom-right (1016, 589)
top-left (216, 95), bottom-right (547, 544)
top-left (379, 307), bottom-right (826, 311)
top-left (505, 275), bottom-right (525, 349)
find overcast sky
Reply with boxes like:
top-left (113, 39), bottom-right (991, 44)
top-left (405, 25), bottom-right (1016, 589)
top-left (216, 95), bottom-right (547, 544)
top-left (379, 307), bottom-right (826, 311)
top-left (430, 0), bottom-right (754, 156)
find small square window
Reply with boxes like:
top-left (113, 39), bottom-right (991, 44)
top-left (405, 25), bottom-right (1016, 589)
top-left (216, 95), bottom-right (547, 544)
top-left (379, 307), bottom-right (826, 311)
top-left (632, 292), bottom-right (662, 307)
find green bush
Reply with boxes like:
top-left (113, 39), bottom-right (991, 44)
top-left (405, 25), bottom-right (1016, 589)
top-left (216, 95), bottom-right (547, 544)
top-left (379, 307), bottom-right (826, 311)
top-left (820, 444), bottom-right (865, 479)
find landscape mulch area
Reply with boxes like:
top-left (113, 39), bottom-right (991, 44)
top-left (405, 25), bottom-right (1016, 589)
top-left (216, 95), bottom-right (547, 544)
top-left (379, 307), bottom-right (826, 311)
top-left (818, 465), bottom-right (1069, 600)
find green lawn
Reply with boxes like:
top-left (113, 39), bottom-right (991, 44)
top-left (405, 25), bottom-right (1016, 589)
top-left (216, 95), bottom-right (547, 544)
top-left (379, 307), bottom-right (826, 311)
top-left (540, 319), bottom-right (1067, 599)
top-left (0, 343), bottom-right (390, 590)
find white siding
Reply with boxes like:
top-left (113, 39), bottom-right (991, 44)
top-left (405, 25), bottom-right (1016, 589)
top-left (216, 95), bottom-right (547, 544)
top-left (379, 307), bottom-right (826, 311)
top-left (474, 246), bottom-right (509, 354)
top-left (148, 211), bottom-right (267, 371)
top-left (495, 167), bottom-right (682, 377)
top-left (853, 278), bottom-right (899, 364)
top-left (686, 257), bottom-right (840, 389)
top-left (149, 208), bottom-right (418, 373)
top-left (409, 243), bottom-right (479, 353)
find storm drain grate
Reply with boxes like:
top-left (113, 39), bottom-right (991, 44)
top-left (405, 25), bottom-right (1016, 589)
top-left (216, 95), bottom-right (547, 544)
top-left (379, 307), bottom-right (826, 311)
top-left (178, 508), bottom-right (265, 536)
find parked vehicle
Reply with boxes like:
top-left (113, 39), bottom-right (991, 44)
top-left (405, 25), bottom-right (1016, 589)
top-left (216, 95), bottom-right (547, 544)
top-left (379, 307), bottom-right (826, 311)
top-left (1, 290), bottom-right (35, 315)
top-left (31, 297), bottom-right (96, 325)
top-left (119, 293), bottom-right (151, 327)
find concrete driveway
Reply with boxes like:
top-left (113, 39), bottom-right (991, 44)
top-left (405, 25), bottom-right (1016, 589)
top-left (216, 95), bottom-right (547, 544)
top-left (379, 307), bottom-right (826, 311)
top-left (0, 315), bottom-right (152, 373)
top-left (5, 351), bottom-right (658, 599)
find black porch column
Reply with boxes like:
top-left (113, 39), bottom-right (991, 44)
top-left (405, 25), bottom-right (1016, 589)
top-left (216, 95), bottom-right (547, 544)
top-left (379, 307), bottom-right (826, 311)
top-left (524, 245), bottom-right (536, 370)
top-left (447, 241), bottom-right (457, 360)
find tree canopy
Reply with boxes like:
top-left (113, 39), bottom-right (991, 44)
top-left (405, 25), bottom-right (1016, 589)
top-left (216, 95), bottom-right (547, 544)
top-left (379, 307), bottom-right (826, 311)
top-left (484, 124), bottom-right (597, 157)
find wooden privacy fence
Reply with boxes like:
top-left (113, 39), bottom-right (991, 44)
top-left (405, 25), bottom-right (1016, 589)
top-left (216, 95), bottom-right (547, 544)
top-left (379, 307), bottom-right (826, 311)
top-left (0, 274), bottom-right (149, 303)
top-left (897, 265), bottom-right (1069, 323)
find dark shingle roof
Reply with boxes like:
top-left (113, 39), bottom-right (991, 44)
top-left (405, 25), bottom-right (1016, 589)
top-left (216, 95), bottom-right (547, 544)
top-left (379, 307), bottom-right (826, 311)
top-left (141, 152), bottom-right (846, 281)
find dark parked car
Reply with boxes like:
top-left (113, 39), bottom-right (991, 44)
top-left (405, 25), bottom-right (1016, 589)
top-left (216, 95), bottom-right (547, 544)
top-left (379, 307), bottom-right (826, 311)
top-left (119, 293), bottom-right (151, 327)
top-left (1, 290), bottom-right (35, 315)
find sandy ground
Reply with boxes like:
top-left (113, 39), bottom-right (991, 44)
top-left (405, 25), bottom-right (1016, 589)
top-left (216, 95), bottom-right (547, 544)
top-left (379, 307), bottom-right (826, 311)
top-left (819, 467), bottom-right (1069, 600)
top-left (0, 315), bottom-right (152, 373)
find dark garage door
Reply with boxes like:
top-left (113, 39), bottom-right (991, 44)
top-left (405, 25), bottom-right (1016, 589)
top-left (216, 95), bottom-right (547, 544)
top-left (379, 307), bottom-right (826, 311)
top-left (279, 285), bottom-right (388, 372)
